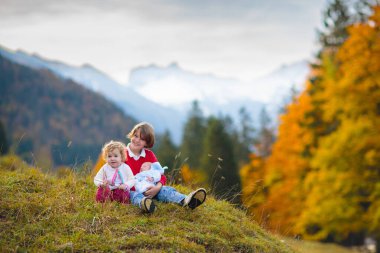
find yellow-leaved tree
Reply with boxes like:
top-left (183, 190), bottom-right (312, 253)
top-left (240, 75), bottom-right (317, 233)
top-left (296, 6), bottom-right (380, 243)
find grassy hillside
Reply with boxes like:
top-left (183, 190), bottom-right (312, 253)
top-left (282, 237), bottom-right (362, 253)
top-left (0, 155), bottom-right (294, 252)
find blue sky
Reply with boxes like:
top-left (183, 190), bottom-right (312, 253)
top-left (0, 0), bottom-right (327, 83)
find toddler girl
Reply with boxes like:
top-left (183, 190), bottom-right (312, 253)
top-left (94, 140), bottom-right (135, 203)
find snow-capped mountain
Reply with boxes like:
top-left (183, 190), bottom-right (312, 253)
top-left (0, 45), bottom-right (184, 142)
top-left (127, 61), bottom-right (310, 125)
top-left (129, 61), bottom-right (309, 105)
top-left (250, 61), bottom-right (310, 104)
top-left (128, 63), bottom-right (244, 110)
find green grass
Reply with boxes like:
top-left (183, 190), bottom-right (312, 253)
top-left (0, 155), bottom-right (294, 252)
top-left (281, 236), bottom-right (362, 253)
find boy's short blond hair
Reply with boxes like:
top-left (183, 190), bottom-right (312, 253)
top-left (127, 122), bottom-right (155, 148)
top-left (102, 140), bottom-right (127, 162)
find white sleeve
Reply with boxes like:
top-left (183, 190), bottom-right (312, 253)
top-left (94, 165), bottom-right (106, 187)
top-left (122, 164), bottom-right (136, 189)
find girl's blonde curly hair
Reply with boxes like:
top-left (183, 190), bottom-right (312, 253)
top-left (102, 140), bottom-right (127, 162)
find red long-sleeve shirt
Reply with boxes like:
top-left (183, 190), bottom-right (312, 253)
top-left (124, 146), bottom-right (167, 186)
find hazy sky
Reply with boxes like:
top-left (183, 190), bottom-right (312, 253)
top-left (0, 0), bottom-right (327, 83)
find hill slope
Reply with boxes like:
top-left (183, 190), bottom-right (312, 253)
top-left (0, 55), bottom-right (136, 167)
top-left (0, 155), bottom-right (294, 252)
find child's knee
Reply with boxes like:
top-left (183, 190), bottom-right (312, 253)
top-left (95, 193), bottom-right (108, 202)
top-left (95, 187), bottom-right (111, 202)
top-left (160, 186), bottom-right (175, 193)
top-left (121, 190), bottom-right (131, 204)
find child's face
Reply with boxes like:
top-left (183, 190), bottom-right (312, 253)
top-left (140, 162), bottom-right (151, 172)
top-left (106, 149), bottom-right (123, 168)
top-left (130, 129), bottom-right (147, 151)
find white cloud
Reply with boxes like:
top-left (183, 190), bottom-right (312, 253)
top-left (0, 0), bottom-right (327, 83)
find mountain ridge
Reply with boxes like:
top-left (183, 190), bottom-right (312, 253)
top-left (0, 44), bottom-right (310, 143)
top-left (127, 59), bottom-right (309, 127)
top-left (0, 45), bottom-right (184, 142)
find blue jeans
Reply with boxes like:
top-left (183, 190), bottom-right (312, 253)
top-left (130, 186), bottom-right (186, 208)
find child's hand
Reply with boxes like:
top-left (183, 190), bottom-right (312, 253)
top-left (144, 183), bottom-right (162, 198)
top-left (102, 180), bottom-right (109, 187)
top-left (118, 184), bottom-right (128, 190)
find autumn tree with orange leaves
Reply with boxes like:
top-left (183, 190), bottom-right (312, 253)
top-left (241, 1), bottom-right (380, 247)
top-left (297, 6), bottom-right (380, 244)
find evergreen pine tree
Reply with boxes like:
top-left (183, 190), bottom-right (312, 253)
top-left (156, 130), bottom-right (178, 172)
top-left (0, 121), bottom-right (9, 155)
top-left (180, 101), bottom-right (206, 168)
top-left (317, 0), bottom-right (375, 53)
top-left (201, 116), bottom-right (240, 202)
top-left (234, 107), bottom-right (256, 166)
top-left (255, 107), bottom-right (275, 158)
top-left (318, 0), bottom-right (352, 51)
